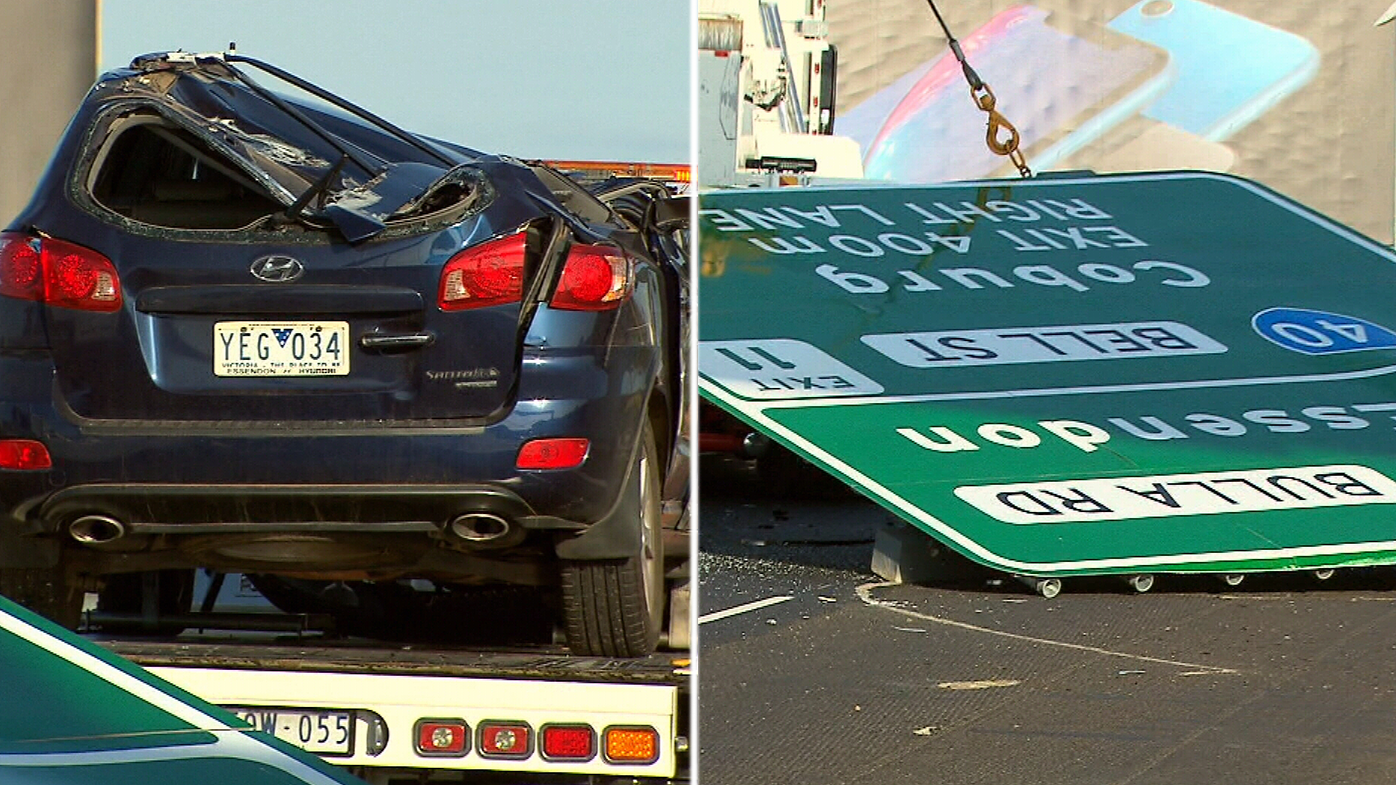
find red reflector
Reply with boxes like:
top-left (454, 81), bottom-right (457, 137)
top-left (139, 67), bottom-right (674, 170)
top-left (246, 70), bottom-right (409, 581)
top-left (439, 231), bottom-right (528, 311)
top-left (478, 722), bottom-right (532, 758)
top-left (516, 438), bottom-right (589, 470)
top-left (550, 244), bottom-right (631, 311)
top-left (0, 233), bottom-right (122, 312)
top-left (414, 719), bottom-right (469, 756)
top-left (541, 724), bottom-right (595, 761)
top-left (604, 725), bottom-right (660, 764)
top-left (0, 440), bottom-right (51, 471)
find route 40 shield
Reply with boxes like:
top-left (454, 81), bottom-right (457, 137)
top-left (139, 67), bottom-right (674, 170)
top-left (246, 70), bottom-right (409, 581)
top-left (699, 172), bottom-right (1396, 576)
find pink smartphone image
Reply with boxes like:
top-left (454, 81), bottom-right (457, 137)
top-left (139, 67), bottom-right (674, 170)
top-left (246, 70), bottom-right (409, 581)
top-left (863, 5), bottom-right (1171, 182)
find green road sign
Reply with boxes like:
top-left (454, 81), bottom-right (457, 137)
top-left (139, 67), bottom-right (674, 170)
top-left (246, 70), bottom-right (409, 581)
top-left (699, 172), bottom-right (1396, 576)
top-left (0, 595), bottom-right (365, 784)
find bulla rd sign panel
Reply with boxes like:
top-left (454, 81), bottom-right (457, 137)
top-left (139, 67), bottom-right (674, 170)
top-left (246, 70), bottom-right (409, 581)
top-left (699, 172), bottom-right (1396, 576)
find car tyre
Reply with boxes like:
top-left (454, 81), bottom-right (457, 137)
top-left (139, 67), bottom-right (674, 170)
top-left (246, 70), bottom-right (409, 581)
top-left (0, 566), bottom-right (84, 629)
top-left (561, 423), bottom-right (665, 657)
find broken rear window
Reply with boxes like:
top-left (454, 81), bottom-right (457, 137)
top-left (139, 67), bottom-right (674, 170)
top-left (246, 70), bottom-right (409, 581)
top-left (88, 113), bottom-right (284, 231)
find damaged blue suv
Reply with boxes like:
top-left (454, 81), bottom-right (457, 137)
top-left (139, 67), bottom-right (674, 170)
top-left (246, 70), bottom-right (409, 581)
top-left (0, 52), bottom-right (689, 656)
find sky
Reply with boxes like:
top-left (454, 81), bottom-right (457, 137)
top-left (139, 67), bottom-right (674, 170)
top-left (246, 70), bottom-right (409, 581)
top-left (99, 0), bottom-right (691, 163)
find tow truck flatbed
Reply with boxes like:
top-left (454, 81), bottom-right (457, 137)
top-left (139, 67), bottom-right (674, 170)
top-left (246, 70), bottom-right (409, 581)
top-left (84, 567), bottom-right (690, 783)
top-left (93, 633), bottom-right (689, 783)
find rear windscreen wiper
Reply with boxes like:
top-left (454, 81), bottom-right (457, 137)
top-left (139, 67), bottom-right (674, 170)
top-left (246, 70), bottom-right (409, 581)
top-left (284, 153), bottom-right (349, 224)
top-left (215, 59), bottom-right (385, 182)
top-left (225, 54), bottom-right (457, 169)
top-left (209, 53), bottom-right (463, 241)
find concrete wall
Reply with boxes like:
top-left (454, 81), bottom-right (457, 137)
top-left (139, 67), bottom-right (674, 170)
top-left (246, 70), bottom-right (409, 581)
top-left (0, 1), bottom-right (97, 225)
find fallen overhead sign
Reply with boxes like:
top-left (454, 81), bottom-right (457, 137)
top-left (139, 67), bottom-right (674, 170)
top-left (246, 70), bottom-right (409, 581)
top-left (699, 172), bottom-right (1396, 577)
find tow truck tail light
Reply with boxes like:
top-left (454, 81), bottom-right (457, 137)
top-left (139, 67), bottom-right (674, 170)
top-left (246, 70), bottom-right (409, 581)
top-left (516, 438), bottom-right (590, 470)
top-left (478, 722), bottom-right (532, 758)
top-left (541, 724), bottom-right (596, 761)
top-left (550, 244), bottom-right (631, 311)
top-left (439, 231), bottom-right (528, 310)
top-left (604, 725), bottom-right (660, 764)
top-left (0, 439), bottom-right (51, 470)
top-left (414, 719), bottom-right (469, 756)
top-left (0, 233), bottom-right (122, 312)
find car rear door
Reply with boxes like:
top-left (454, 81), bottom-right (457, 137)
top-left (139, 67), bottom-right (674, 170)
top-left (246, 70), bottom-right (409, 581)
top-left (36, 219), bottom-right (540, 424)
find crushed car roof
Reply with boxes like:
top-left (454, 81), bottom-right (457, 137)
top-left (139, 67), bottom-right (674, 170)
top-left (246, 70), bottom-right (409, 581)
top-left (90, 51), bottom-right (487, 241)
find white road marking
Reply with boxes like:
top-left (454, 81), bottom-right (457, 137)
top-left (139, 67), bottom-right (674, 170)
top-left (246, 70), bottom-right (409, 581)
top-left (938, 679), bottom-right (1021, 690)
top-left (699, 595), bottom-right (795, 624)
top-left (855, 581), bottom-right (1237, 675)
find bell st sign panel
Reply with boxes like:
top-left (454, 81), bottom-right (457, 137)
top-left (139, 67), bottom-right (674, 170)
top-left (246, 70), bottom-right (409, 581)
top-left (699, 172), bottom-right (1396, 576)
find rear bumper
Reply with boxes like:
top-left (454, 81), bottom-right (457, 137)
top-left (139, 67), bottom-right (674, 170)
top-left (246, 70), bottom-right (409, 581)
top-left (0, 347), bottom-right (653, 542)
top-left (23, 483), bottom-right (574, 535)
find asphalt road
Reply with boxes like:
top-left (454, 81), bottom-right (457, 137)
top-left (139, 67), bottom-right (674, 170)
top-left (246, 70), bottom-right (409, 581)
top-left (698, 453), bottom-right (1396, 785)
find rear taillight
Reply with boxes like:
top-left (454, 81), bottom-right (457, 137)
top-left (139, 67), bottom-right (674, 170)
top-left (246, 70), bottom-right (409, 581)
top-left (0, 440), bottom-right (51, 471)
top-left (0, 235), bottom-right (41, 300)
top-left (550, 244), bottom-right (632, 311)
top-left (541, 724), bottom-right (596, 761)
top-left (438, 231), bottom-right (528, 311)
top-left (0, 233), bottom-right (122, 312)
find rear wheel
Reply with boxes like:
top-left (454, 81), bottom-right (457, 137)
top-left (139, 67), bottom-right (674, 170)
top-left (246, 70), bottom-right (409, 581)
top-left (561, 423), bottom-right (665, 657)
top-left (0, 566), bottom-right (84, 629)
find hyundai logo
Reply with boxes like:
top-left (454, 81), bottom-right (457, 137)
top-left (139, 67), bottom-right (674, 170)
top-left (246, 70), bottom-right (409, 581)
top-left (250, 255), bottom-right (305, 283)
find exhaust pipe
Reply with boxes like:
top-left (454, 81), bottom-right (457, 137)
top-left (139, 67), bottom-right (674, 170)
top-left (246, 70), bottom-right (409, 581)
top-left (69, 514), bottom-right (126, 545)
top-left (447, 513), bottom-right (513, 543)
